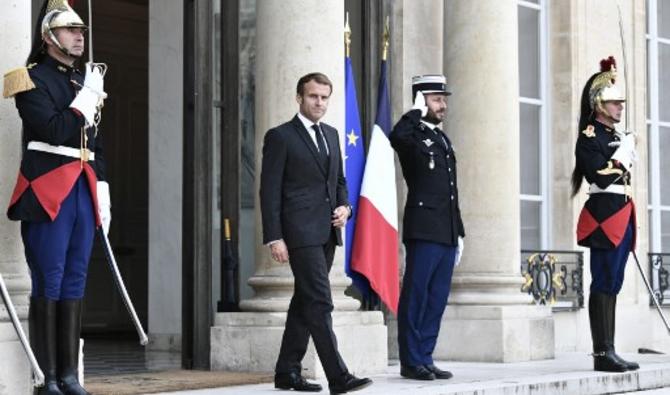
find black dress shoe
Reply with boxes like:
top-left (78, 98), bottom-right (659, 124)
top-left (400, 365), bottom-right (435, 380)
top-left (328, 373), bottom-right (372, 394)
top-left (275, 372), bottom-right (322, 392)
top-left (426, 364), bottom-right (453, 379)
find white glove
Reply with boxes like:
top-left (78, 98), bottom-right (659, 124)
top-left (83, 63), bottom-right (106, 94)
top-left (455, 236), bottom-right (464, 266)
top-left (412, 91), bottom-right (428, 117)
top-left (97, 181), bottom-right (112, 235)
top-left (70, 63), bottom-right (107, 127)
top-left (611, 132), bottom-right (637, 171)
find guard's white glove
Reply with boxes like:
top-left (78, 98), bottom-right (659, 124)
top-left (611, 132), bottom-right (637, 171)
top-left (455, 236), bottom-right (464, 266)
top-left (412, 91), bottom-right (428, 117)
top-left (97, 181), bottom-right (112, 235)
top-left (70, 63), bottom-right (107, 127)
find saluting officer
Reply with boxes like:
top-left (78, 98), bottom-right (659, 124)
top-left (572, 57), bottom-right (639, 373)
top-left (390, 75), bottom-right (465, 381)
top-left (3, 0), bottom-right (110, 393)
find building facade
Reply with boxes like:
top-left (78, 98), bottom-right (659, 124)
top-left (0, 0), bottom-right (667, 392)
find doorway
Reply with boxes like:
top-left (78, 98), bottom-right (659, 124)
top-left (68, 0), bottom-right (150, 337)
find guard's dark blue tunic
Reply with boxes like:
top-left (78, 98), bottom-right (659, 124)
top-left (574, 121), bottom-right (635, 295)
top-left (390, 109), bottom-right (465, 367)
top-left (6, 55), bottom-right (106, 300)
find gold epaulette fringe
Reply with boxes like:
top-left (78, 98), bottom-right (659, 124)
top-left (582, 125), bottom-right (595, 138)
top-left (3, 66), bottom-right (36, 98)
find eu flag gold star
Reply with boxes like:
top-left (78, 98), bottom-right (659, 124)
top-left (347, 130), bottom-right (360, 146)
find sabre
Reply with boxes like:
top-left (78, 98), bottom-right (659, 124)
top-left (617, 4), bottom-right (630, 131)
top-left (614, 4), bottom-right (670, 334)
top-left (0, 273), bottom-right (45, 386)
top-left (85, 0), bottom-right (106, 77)
top-left (88, 0), bottom-right (93, 64)
top-left (98, 229), bottom-right (149, 345)
top-left (85, 0), bottom-right (107, 128)
top-left (631, 251), bottom-right (670, 333)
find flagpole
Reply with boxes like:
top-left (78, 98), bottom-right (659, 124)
top-left (345, 12), bottom-right (351, 58)
top-left (382, 16), bottom-right (389, 61)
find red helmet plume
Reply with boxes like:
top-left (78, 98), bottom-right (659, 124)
top-left (600, 56), bottom-right (617, 72)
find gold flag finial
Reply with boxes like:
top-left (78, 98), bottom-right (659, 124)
top-left (344, 12), bottom-right (351, 58)
top-left (224, 218), bottom-right (231, 240)
top-left (382, 16), bottom-right (390, 61)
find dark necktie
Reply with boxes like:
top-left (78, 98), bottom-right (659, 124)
top-left (434, 127), bottom-right (449, 151)
top-left (312, 124), bottom-right (329, 169)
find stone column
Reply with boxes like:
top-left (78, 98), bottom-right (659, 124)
top-left (0, 1), bottom-right (33, 393)
top-left (211, 0), bottom-right (387, 378)
top-left (437, 0), bottom-right (554, 362)
top-left (147, 0), bottom-right (184, 352)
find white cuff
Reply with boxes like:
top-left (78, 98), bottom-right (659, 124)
top-left (266, 239), bottom-right (282, 247)
top-left (97, 181), bottom-right (111, 208)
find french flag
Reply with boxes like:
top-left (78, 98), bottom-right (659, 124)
top-left (350, 59), bottom-right (399, 314)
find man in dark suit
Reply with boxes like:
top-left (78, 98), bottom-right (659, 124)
top-left (260, 72), bottom-right (372, 394)
top-left (390, 75), bottom-right (465, 381)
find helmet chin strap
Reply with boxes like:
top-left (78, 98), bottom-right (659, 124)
top-left (595, 104), bottom-right (619, 128)
top-left (45, 29), bottom-right (81, 61)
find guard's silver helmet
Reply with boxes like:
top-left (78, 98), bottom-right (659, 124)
top-left (589, 56), bottom-right (625, 114)
top-left (42, 0), bottom-right (87, 56)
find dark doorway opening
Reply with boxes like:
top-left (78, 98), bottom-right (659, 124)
top-left (69, 0), bottom-right (153, 375)
top-left (70, 0), bottom-right (149, 338)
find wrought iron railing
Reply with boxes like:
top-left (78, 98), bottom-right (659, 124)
top-left (649, 253), bottom-right (670, 306)
top-left (520, 250), bottom-right (584, 311)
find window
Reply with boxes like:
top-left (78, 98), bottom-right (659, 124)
top-left (518, 0), bottom-right (549, 250)
top-left (648, 0), bottom-right (670, 252)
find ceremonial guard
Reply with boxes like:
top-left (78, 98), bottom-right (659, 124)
top-left (572, 57), bottom-right (639, 372)
top-left (3, 0), bottom-right (110, 393)
top-left (390, 75), bottom-right (465, 381)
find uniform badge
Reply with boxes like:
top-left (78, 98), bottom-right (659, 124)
top-left (582, 125), bottom-right (595, 138)
top-left (422, 138), bottom-right (434, 147)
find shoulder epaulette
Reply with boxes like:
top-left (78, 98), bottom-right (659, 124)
top-left (581, 125), bottom-right (596, 138)
top-left (3, 64), bottom-right (36, 98)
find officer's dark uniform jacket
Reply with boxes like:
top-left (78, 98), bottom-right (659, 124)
top-left (6, 55), bottom-right (105, 225)
top-left (390, 109), bottom-right (465, 246)
top-left (575, 120), bottom-right (636, 250)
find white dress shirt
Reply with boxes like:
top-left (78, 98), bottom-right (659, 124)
top-left (297, 112), bottom-right (330, 155)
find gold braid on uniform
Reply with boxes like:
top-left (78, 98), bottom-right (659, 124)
top-left (596, 160), bottom-right (623, 176)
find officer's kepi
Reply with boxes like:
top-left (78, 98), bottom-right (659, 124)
top-left (412, 74), bottom-right (451, 99)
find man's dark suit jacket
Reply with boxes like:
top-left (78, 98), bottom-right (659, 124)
top-left (260, 115), bottom-right (349, 249)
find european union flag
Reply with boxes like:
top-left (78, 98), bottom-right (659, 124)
top-left (344, 56), bottom-right (369, 295)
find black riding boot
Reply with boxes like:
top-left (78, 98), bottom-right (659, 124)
top-left (30, 298), bottom-right (64, 395)
top-left (57, 300), bottom-right (90, 395)
top-left (589, 292), bottom-right (627, 372)
top-left (610, 295), bottom-right (639, 370)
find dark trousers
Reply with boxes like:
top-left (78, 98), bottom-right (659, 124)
top-left (21, 176), bottom-right (95, 300)
top-left (590, 222), bottom-right (633, 295)
top-left (398, 240), bottom-right (456, 367)
top-left (275, 235), bottom-right (348, 383)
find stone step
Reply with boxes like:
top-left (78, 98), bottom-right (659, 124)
top-left (156, 352), bottom-right (670, 394)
